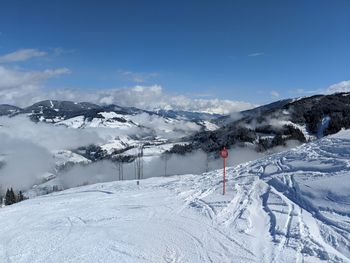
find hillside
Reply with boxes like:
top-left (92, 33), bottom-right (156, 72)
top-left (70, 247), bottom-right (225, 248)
top-left (0, 100), bottom-right (220, 183)
top-left (0, 130), bottom-right (349, 262)
top-left (2, 94), bottom-right (350, 197)
top-left (180, 92), bottom-right (350, 154)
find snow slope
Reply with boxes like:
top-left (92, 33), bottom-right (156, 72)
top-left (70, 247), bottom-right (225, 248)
top-left (0, 133), bottom-right (350, 262)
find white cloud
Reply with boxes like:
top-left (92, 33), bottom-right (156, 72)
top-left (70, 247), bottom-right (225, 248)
top-left (0, 49), bottom-right (48, 63)
top-left (0, 66), bottom-right (71, 90)
top-left (325, 80), bottom-right (350, 94)
top-left (0, 65), bottom-right (253, 114)
top-left (71, 85), bottom-right (254, 114)
top-left (0, 80), bottom-right (254, 114)
top-left (0, 66), bottom-right (71, 104)
top-left (293, 88), bottom-right (322, 95)
top-left (270, 90), bottom-right (280, 98)
top-left (118, 70), bottom-right (159, 83)
top-left (248, 52), bottom-right (264, 57)
top-left (296, 80), bottom-right (350, 96)
top-left (97, 86), bottom-right (255, 114)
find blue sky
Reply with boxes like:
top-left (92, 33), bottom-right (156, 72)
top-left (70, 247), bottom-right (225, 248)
top-left (0, 0), bottom-right (349, 108)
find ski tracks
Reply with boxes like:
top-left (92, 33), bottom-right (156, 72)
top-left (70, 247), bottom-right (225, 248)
top-left (174, 145), bottom-right (350, 262)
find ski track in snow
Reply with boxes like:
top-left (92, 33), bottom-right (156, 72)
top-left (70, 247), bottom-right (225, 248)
top-left (0, 136), bottom-right (350, 262)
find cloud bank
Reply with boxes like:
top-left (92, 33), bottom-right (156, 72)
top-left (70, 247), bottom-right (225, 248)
top-left (0, 65), bottom-right (71, 104)
top-left (325, 80), bottom-right (350, 94)
top-left (294, 80), bottom-right (350, 97)
top-left (0, 65), bottom-right (254, 114)
top-left (0, 48), bottom-right (255, 114)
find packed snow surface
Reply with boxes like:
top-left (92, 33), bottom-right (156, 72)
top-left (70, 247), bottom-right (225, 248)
top-left (1, 133), bottom-right (350, 262)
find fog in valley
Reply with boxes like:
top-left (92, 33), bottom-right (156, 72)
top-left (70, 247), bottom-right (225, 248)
top-left (0, 114), bottom-right (301, 194)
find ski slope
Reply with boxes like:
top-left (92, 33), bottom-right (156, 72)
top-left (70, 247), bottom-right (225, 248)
top-left (0, 133), bottom-right (350, 262)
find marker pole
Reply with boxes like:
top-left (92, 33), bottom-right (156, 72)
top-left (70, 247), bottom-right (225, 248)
top-left (223, 157), bottom-right (226, 195)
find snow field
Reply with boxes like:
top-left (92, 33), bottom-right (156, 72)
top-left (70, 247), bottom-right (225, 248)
top-left (0, 134), bottom-right (350, 262)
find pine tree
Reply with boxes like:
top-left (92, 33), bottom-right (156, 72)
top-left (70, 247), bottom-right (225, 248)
top-left (5, 189), bottom-right (11, 205)
top-left (18, 191), bottom-right (24, 202)
top-left (11, 188), bottom-right (17, 204)
top-left (10, 188), bottom-right (16, 204)
top-left (5, 188), bottom-right (18, 205)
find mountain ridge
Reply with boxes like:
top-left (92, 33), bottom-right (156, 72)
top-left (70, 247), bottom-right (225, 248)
top-left (174, 92), bottom-right (350, 154)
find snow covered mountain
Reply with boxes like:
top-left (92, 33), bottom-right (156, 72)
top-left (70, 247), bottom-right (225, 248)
top-left (0, 129), bottom-right (349, 262)
top-left (0, 104), bottom-right (21, 116)
top-left (180, 92), bottom-right (350, 154)
top-left (0, 100), bottom-right (220, 167)
top-left (3, 92), bottom-right (350, 163)
top-left (2, 99), bottom-right (220, 125)
top-left (2, 93), bottom-right (350, 197)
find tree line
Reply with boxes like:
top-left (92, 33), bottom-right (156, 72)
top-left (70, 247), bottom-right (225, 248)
top-left (1, 188), bottom-right (27, 206)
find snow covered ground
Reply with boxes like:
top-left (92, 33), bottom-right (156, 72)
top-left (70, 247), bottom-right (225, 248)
top-left (0, 132), bottom-right (350, 262)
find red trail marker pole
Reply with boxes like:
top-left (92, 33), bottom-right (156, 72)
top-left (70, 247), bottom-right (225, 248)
top-left (219, 147), bottom-right (229, 195)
